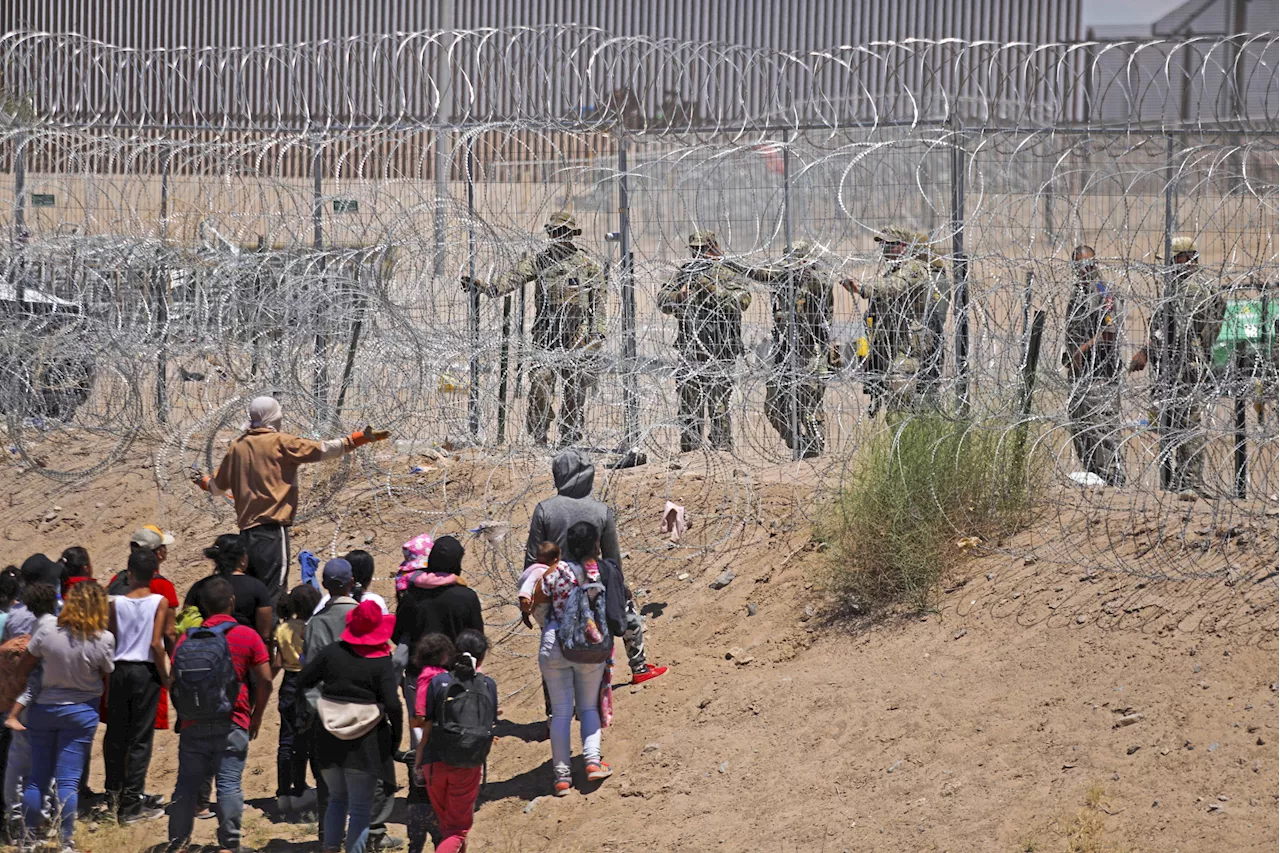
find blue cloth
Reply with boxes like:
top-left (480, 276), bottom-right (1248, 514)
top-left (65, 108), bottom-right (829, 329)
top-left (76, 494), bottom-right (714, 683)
top-left (168, 721), bottom-right (249, 851)
top-left (299, 550), bottom-right (321, 591)
top-left (321, 766), bottom-right (379, 853)
top-left (24, 701), bottom-right (98, 844)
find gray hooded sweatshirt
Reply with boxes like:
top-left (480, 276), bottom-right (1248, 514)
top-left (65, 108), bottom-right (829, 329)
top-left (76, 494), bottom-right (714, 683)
top-left (524, 449), bottom-right (622, 570)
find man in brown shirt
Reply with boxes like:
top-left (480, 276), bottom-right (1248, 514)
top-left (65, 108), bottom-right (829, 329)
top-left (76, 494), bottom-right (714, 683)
top-left (190, 396), bottom-right (389, 601)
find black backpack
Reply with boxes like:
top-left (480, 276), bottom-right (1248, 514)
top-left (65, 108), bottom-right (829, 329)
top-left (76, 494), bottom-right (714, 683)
top-left (429, 674), bottom-right (496, 768)
top-left (171, 622), bottom-right (239, 722)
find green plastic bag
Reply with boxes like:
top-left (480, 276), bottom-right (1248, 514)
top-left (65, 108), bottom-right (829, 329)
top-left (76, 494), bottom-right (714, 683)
top-left (1213, 297), bottom-right (1278, 368)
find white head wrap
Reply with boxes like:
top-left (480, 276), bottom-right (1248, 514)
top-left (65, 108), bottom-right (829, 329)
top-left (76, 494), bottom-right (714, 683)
top-left (244, 396), bottom-right (283, 431)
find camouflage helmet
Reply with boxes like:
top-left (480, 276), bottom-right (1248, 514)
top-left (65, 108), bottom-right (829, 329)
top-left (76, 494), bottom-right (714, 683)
top-left (544, 211), bottom-right (581, 235)
top-left (688, 229), bottom-right (718, 248)
top-left (1156, 235), bottom-right (1198, 260)
top-left (873, 225), bottom-right (923, 247)
top-left (786, 239), bottom-right (815, 258)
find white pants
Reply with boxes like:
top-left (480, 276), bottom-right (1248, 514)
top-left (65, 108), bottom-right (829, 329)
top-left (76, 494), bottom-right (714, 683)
top-left (537, 627), bottom-right (605, 779)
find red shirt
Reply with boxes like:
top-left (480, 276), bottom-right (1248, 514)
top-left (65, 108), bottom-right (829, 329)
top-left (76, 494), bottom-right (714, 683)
top-left (173, 613), bottom-right (267, 731)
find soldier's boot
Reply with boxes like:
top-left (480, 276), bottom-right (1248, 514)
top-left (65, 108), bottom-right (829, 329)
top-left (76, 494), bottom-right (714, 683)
top-left (527, 366), bottom-right (556, 446)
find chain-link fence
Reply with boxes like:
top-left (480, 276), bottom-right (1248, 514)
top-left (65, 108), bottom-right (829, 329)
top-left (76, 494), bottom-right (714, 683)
top-left (0, 29), bottom-right (1276, 585)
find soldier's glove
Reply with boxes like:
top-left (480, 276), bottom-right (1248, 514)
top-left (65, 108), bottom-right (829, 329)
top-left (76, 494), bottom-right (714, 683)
top-left (350, 425), bottom-right (392, 448)
top-left (827, 346), bottom-right (844, 370)
top-left (460, 276), bottom-right (492, 296)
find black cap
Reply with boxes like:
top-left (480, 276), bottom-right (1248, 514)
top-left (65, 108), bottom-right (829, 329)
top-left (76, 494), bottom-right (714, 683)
top-left (20, 554), bottom-right (62, 589)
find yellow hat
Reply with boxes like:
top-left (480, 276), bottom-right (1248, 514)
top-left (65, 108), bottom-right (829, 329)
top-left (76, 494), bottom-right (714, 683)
top-left (688, 230), bottom-right (718, 248)
top-left (544, 211), bottom-right (581, 234)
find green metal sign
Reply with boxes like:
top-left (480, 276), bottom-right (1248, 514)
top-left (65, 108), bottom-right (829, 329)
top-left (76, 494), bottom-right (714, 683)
top-left (333, 198), bottom-right (359, 213)
top-left (30, 193), bottom-right (55, 207)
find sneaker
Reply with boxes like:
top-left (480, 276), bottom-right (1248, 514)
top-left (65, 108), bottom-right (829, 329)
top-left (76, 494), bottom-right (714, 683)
top-left (371, 836), bottom-right (405, 851)
top-left (585, 761), bottom-right (613, 782)
top-left (553, 777), bottom-right (572, 797)
top-left (630, 664), bottom-right (668, 685)
top-left (143, 792), bottom-right (167, 809)
top-left (121, 805), bottom-right (165, 825)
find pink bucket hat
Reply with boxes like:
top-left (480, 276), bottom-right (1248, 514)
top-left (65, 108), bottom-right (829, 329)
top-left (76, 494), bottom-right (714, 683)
top-left (399, 534), bottom-right (434, 572)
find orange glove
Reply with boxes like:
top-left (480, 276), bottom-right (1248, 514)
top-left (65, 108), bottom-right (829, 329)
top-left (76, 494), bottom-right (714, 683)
top-left (350, 425), bottom-right (391, 448)
top-left (190, 468), bottom-right (212, 491)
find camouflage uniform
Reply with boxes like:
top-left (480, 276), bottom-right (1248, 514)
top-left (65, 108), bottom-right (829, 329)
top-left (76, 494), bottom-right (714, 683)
top-left (477, 213), bottom-right (604, 446)
top-left (657, 231), bottom-right (752, 452)
top-left (1063, 273), bottom-right (1125, 486)
top-left (917, 251), bottom-right (950, 406)
top-left (736, 240), bottom-right (835, 457)
top-left (863, 227), bottom-right (933, 415)
top-left (1145, 238), bottom-right (1226, 494)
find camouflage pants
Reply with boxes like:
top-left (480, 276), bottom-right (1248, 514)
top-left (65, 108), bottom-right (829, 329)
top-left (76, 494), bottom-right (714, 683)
top-left (675, 360), bottom-right (734, 452)
top-left (1163, 388), bottom-right (1206, 493)
top-left (1067, 378), bottom-right (1125, 486)
top-left (764, 370), bottom-right (826, 457)
top-left (622, 599), bottom-right (647, 673)
top-left (527, 350), bottom-right (593, 446)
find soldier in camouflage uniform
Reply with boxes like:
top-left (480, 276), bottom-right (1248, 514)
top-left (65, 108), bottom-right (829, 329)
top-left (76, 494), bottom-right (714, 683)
top-left (916, 241), bottom-right (950, 406)
top-left (657, 231), bottom-right (752, 453)
top-left (463, 212), bottom-right (604, 447)
top-left (841, 225), bottom-right (934, 416)
top-left (1129, 236), bottom-right (1226, 497)
top-left (1062, 245), bottom-right (1126, 486)
top-left (732, 240), bottom-right (838, 458)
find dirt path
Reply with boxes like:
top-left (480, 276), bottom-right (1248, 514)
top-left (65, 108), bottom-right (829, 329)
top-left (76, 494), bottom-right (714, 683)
top-left (0, 444), bottom-right (1273, 852)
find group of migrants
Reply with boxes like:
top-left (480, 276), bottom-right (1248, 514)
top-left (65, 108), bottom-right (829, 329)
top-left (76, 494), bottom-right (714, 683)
top-left (465, 214), bottom-right (1231, 496)
top-left (0, 394), bottom-right (664, 853)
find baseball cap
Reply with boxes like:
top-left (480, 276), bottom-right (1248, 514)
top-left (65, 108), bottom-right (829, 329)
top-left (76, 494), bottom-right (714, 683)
top-left (322, 558), bottom-right (354, 589)
top-left (130, 525), bottom-right (176, 551)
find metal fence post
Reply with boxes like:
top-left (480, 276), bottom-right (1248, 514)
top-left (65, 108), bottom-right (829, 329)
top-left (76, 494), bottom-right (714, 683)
top-left (950, 122), bottom-right (970, 415)
top-left (1157, 134), bottom-right (1176, 492)
top-left (466, 140), bottom-right (480, 439)
top-left (312, 136), bottom-right (329, 429)
top-left (782, 130), bottom-right (800, 460)
top-left (617, 134), bottom-right (642, 465)
top-left (153, 146), bottom-right (171, 423)
top-left (12, 131), bottom-right (27, 304)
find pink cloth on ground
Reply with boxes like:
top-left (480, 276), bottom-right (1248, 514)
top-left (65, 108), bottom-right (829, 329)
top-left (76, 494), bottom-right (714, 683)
top-left (415, 665), bottom-right (449, 717)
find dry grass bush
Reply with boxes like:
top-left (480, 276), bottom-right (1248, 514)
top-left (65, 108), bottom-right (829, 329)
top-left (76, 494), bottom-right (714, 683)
top-left (820, 413), bottom-right (1046, 612)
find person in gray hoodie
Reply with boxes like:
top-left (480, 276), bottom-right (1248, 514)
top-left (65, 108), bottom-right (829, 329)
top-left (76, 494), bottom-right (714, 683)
top-left (524, 449), bottom-right (667, 684)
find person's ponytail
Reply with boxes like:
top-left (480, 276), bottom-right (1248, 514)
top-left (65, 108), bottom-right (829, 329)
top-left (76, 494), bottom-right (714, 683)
top-left (451, 629), bottom-right (489, 680)
top-left (204, 533), bottom-right (246, 577)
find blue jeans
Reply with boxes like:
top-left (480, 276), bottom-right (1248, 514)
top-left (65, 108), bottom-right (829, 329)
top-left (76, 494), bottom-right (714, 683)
top-left (320, 766), bottom-right (378, 853)
top-left (24, 701), bottom-right (98, 844)
top-left (168, 721), bottom-right (249, 851)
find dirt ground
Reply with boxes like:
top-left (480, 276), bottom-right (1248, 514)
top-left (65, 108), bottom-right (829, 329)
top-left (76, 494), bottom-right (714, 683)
top-left (0, 437), bottom-right (1274, 853)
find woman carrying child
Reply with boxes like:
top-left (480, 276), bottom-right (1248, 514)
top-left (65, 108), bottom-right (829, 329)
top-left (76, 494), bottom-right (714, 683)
top-left (536, 521), bottom-right (615, 796)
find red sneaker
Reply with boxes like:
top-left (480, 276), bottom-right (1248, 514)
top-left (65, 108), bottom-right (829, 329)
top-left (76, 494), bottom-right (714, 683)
top-left (553, 777), bottom-right (572, 797)
top-left (630, 664), bottom-right (668, 685)
top-left (585, 761), bottom-right (613, 782)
